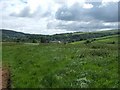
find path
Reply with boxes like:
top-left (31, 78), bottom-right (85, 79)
top-left (0, 67), bottom-right (11, 89)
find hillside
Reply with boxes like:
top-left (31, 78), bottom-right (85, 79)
top-left (1, 29), bottom-right (119, 43)
top-left (71, 35), bottom-right (119, 44)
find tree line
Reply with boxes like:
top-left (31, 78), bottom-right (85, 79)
top-left (2, 29), bottom-right (119, 43)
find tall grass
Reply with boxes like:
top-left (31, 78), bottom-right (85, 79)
top-left (2, 35), bottom-right (119, 88)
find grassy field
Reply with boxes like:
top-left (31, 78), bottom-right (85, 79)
top-left (2, 35), bottom-right (119, 88)
top-left (71, 35), bottom-right (119, 44)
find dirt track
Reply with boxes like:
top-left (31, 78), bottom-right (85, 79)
top-left (0, 67), bottom-right (11, 89)
top-left (0, 68), bottom-right (2, 89)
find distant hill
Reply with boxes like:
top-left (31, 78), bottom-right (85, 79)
top-left (1, 29), bottom-right (45, 42)
top-left (2, 29), bottom-right (26, 38)
top-left (1, 29), bottom-right (119, 43)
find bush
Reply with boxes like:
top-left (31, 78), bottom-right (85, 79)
top-left (84, 40), bottom-right (91, 44)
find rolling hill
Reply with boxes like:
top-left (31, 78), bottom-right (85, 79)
top-left (1, 29), bottom-right (119, 43)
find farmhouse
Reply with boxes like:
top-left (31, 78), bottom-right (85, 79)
top-left (50, 41), bottom-right (61, 43)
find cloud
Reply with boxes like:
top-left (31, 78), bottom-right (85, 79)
top-left (55, 2), bottom-right (118, 22)
top-left (10, 0), bottom-right (60, 18)
top-left (47, 20), bottom-right (118, 32)
top-left (55, 3), bottom-right (94, 21)
top-left (89, 2), bottom-right (118, 22)
top-left (0, 0), bottom-right (119, 35)
top-left (11, 6), bottom-right (33, 17)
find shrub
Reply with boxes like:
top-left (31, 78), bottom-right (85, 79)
top-left (84, 40), bottom-right (91, 44)
top-left (107, 41), bottom-right (116, 44)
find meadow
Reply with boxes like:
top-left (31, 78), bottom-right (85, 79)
top-left (2, 35), bottom-right (119, 88)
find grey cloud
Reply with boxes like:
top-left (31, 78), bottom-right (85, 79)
top-left (89, 2), bottom-right (118, 22)
top-left (47, 20), bottom-right (118, 32)
top-left (10, 6), bottom-right (52, 18)
top-left (118, 1), bottom-right (120, 22)
top-left (61, 23), bottom-right (117, 32)
top-left (18, 6), bottom-right (32, 17)
top-left (57, 22), bottom-right (116, 31)
top-left (87, 1), bottom-right (102, 7)
top-left (55, 3), bottom-right (89, 21)
top-left (10, 6), bottom-right (33, 17)
top-left (55, 2), bottom-right (118, 22)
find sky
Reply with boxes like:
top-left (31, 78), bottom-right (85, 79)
top-left (0, 0), bottom-right (119, 35)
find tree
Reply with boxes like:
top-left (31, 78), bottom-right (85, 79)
top-left (32, 39), bottom-right (37, 43)
top-left (16, 38), bottom-right (21, 43)
top-left (40, 37), bottom-right (46, 43)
